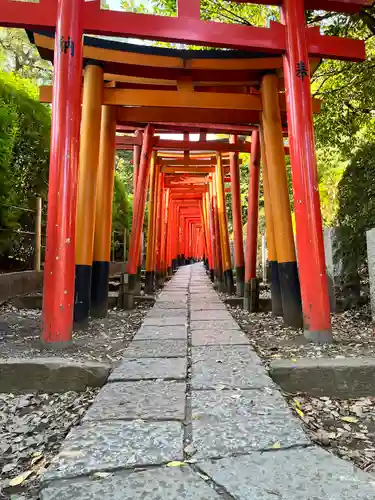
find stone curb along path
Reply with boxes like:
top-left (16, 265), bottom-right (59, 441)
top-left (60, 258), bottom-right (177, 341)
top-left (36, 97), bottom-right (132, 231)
top-left (40, 264), bottom-right (375, 499)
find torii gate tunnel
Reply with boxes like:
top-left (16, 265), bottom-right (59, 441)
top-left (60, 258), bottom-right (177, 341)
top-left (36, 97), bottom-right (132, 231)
top-left (1, 0), bottom-right (369, 345)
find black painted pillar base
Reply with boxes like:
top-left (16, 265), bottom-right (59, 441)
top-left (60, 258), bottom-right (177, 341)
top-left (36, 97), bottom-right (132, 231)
top-left (209, 269), bottom-right (215, 282)
top-left (128, 273), bottom-right (137, 294)
top-left (155, 271), bottom-right (163, 290)
top-left (145, 271), bottom-right (154, 294)
top-left (224, 269), bottom-right (235, 295)
top-left (91, 260), bottom-right (110, 318)
top-left (269, 261), bottom-right (283, 317)
top-left (132, 266), bottom-right (142, 296)
top-left (167, 267), bottom-right (173, 277)
top-left (74, 264), bottom-right (92, 329)
top-left (278, 261), bottom-right (303, 328)
top-left (244, 278), bottom-right (259, 313)
top-left (235, 266), bottom-right (245, 297)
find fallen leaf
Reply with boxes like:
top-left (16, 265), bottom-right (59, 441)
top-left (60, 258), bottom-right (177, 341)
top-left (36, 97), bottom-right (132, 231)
top-left (272, 442), bottom-right (281, 449)
top-left (92, 472), bottom-right (113, 479)
top-left (341, 416), bottom-right (358, 424)
top-left (9, 470), bottom-right (33, 486)
top-left (296, 408), bottom-right (304, 418)
top-left (167, 461), bottom-right (185, 467)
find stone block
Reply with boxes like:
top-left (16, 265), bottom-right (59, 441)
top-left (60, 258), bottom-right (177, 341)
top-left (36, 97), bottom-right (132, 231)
top-left (41, 467), bottom-right (221, 500)
top-left (190, 310), bottom-right (233, 322)
top-left (192, 346), bottom-right (270, 389)
top-left (84, 381), bottom-right (186, 421)
top-left (192, 390), bottom-right (309, 459)
top-left (43, 421), bottom-right (183, 481)
top-left (270, 357), bottom-right (375, 398)
top-left (123, 339), bottom-right (186, 358)
top-left (143, 316), bottom-right (187, 327)
top-left (199, 447), bottom-right (375, 499)
top-left (135, 325), bottom-right (187, 340)
top-left (147, 308), bottom-right (187, 318)
top-left (190, 302), bottom-right (223, 311)
top-left (192, 329), bottom-right (249, 346)
top-left (0, 358), bottom-right (110, 394)
top-left (367, 227), bottom-right (375, 320)
top-left (190, 320), bottom-right (240, 332)
top-left (109, 357), bottom-right (187, 381)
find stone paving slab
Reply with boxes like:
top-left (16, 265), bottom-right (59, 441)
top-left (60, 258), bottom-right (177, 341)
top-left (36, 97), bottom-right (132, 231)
top-left (146, 308), bottom-right (187, 318)
top-left (192, 328), bottom-right (249, 346)
top-left (84, 381), bottom-right (186, 421)
top-left (199, 447), bottom-right (375, 499)
top-left (109, 357), bottom-right (187, 381)
top-left (192, 390), bottom-right (309, 459)
top-left (123, 339), bottom-right (187, 358)
top-left (190, 319), bottom-right (240, 331)
top-left (43, 421), bottom-right (184, 482)
top-left (41, 467), bottom-right (221, 500)
top-left (192, 346), bottom-right (271, 389)
top-left (155, 301), bottom-right (188, 309)
top-left (190, 302), bottom-right (224, 311)
top-left (135, 325), bottom-right (187, 340)
top-left (190, 310), bottom-right (233, 322)
top-left (143, 316), bottom-right (187, 327)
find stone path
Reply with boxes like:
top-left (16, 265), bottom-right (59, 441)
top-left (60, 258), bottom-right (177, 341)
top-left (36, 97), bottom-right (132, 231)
top-left (40, 264), bottom-right (375, 499)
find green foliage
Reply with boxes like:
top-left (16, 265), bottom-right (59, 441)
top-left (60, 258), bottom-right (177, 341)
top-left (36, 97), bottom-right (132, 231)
top-left (335, 142), bottom-right (375, 279)
top-left (0, 70), bottom-right (51, 267)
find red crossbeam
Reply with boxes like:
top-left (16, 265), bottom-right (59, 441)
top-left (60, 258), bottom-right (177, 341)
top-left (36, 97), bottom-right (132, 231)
top-left (0, 0), bottom-right (366, 61)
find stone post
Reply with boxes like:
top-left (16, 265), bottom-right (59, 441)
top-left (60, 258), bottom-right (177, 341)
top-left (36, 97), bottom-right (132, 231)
top-left (366, 228), bottom-right (375, 320)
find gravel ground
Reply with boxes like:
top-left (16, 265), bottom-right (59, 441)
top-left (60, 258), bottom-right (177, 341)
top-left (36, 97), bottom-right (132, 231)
top-left (0, 389), bottom-right (99, 499)
top-left (0, 302), bottom-right (153, 364)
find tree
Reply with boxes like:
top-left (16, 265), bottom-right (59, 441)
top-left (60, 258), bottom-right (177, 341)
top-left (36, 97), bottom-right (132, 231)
top-left (0, 28), bottom-right (52, 84)
top-left (0, 70), bottom-right (51, 269)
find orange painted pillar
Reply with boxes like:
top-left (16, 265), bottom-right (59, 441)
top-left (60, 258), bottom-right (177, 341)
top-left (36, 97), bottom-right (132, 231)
top-left (211, 176), bottom-right (224, 290)
top-left (74, 64), bottom-right (104, 327)
top-left (244, 129), bottom-right (261, 312)
top-left (91, 105), bottom-right (117, 318)
top-left (127, 125), bottom-right (154, 294)
top-left (216, 154), bottom-right (235, 294)
top-left (229, 135), bottom-right (245, 297)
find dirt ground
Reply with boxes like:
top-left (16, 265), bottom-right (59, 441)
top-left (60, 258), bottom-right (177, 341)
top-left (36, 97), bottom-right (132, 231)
top-left (226, 295), bottom-right (375, 475)
top-left (0, 301), bottom-right (152, 364)
top-left (0, 299), bottom-right (154, 499)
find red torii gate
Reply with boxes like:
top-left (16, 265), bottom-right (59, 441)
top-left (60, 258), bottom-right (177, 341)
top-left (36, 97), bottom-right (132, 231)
top-left (0, 0), bottom-right (369, 345)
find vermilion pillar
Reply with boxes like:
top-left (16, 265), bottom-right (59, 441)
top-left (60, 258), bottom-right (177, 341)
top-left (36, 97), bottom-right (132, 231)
top-left (42, 0), bottom-right (84, 345)
top-left (145, 153), bottom-right (156, 294)
top-left (74, 64), bottom-right (104, 327)
top-left (127, 125), bottom-right (154, 293)
top-left (244, 130), bottom-right (261, 312)
top-left (154, 171), bottom-right (163, 288)
top-left (133, 130), bottom-right (142, 194)
top-left (229, 135), bottom-right (245, 297)
top-left (261, 74), bottom-right (302, 328)
top-left (91, 106), bottom-right (117, 318)
top-left (133, 130), bottom-right (143, 295)
top-left (282, 0), bottom-right (332, 342)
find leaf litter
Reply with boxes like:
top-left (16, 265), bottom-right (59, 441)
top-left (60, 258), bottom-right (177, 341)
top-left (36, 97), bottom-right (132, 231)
top-left (221, 291), bottom-right (375, 473)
